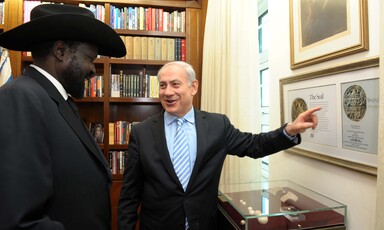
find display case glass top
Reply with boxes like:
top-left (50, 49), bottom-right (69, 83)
top-left (218, 180), bottom-right (346, 230)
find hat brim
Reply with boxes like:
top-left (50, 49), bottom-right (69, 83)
top-left (0, 14), bottom-right (126, 58)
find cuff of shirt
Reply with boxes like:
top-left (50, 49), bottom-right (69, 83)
top-left (283, 123), bottom-right (299, 144)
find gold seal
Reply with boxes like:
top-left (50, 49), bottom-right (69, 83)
top-left (291, 98), bottom-right (308, 121)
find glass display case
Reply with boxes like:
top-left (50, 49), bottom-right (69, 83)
top-left (218, 180), bottom-right (346, 230)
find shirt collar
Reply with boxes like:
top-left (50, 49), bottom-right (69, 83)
top-left (164, 107), bottom-right (195, 126)
top-left (30, 64), bottom-right (69, 100)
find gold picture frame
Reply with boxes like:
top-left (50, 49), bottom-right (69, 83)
top-left (280, 57), bottom-right (379, 175)
top-left (289, 0), bottom-right (369, 69)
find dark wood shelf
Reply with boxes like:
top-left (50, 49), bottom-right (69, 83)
top-left (75, 97), bottom-right (105, 103)
top-left (112, 174), bottom-right (123, 181)
top-left (109, 58), bottom-right (168, 65)
top-left (21, 55), bottom-right (32, 61)
top-left (76, 97), bottom-right (160, 104)
top-left (109, 144), bottom-right (129, 150)
top-left (109, 97), bottom-right (160, 103)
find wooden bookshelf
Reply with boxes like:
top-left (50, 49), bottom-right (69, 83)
top-left (7, 0), bottom-right (205, 229)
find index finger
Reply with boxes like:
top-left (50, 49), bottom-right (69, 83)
top-left (302, 106), bottom-right (321, 116)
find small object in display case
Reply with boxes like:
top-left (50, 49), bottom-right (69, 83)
top-left (217, 180), bottom-right (346, 230)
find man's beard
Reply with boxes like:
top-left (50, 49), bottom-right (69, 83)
top-left (61, 58), bottom-right (90, 99)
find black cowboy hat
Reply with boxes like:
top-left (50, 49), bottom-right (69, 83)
top-left (0, 4), bottom-right (126, 58)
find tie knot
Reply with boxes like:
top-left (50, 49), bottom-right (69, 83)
top-left (176, 118), bottom-right (185, 126)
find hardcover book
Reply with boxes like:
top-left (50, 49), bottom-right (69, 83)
top-left (161, 38), bottom-right (168, 60)
top-left (125, 36), bottom-right (134, 59)
top-left (147, 37), bottom-right (155, 60)
top-left (167, 38), bottom-right (175, 61)
top-left (133, 36), bottom-right (142, 60)
top-left (141, 36), bottom-right (148, 60)
top-left (154, 37), bottom-right (162, 60)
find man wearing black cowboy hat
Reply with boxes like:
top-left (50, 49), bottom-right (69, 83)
top-left (0, 4), bottom-right (126, 230)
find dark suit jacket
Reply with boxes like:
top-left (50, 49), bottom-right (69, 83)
top-left (0, 66), bottom-right (112, 229)
top-left (118, 110), bottom-right (300, 230)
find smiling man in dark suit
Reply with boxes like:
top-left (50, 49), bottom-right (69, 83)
top-left (118, 61), bottom-right (321, 230)
top-left (0, 4), bottom-right (126, 230)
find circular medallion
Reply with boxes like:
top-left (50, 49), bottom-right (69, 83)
top-left (343, 85), bottom-right (366, 122)
top-left (291, 98), bottom-right (308, 121)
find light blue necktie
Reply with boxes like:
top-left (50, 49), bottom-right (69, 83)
top-left (172, 118), bottom-right (191, 191)
top-left (173, 118), bottom-right (191, 229)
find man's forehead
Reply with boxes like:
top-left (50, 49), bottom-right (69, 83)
top-left (160, 66), bottom-right (187, 77)
top-left (159, 78), bottom-right (183, 83)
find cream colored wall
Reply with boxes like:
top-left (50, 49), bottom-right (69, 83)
top-left (268, 1), bottom-right (380, 229)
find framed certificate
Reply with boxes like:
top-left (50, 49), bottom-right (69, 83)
top-left (280, 58), bottom-right (379, 175)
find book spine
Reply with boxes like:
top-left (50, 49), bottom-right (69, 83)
top-left (158, 8), bottom-right (163, 31)
top-left (109, 122), bottom-right (115, 144)
top-left (119, 71), bottom-right (123, 98)
top-left (141, 36), bottom-right (148, 60)
top-left (161, 38), bottom-right (168, 61)
top-left (181, 39), bottom-right (186, 61)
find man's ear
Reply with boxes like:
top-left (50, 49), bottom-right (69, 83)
top-left (53, 41), bottom-right (66, 61)
top-left (191, 79), bottom-right (199, 96)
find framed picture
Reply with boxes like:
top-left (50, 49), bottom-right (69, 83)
top-left (289, 0), bottom-right (369, 69)
top-left (280, 57), bottom-right (379, 175)
top-left (89, 122), bottom-right (104, 144)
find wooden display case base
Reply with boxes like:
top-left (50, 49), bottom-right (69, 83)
top-left (217, 201), bottom-right (346, 230)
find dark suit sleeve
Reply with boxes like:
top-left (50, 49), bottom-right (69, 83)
top-left (223, 115), bottom-right (300, 158)
top-left (0, 83), bottom-right (65, 229)
top-left (118, 126), bottom-right (143, 230)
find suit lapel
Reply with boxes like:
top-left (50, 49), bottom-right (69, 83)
top-left (187, 110), bottom-right (208, 190)
top-left (151, 112), bottom-right (184, 187)
top-left (26, 67), bottom-right (111, 174)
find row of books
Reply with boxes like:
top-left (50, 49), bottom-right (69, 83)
top-left (83, 71), bottom-right (160, 98)
top-left (110, 71), bottom-right (159, 98)
top-left (108, 121), bottom-right (140, 145)
top-left (111, 5), bottom-right (185, 32)
top-left (24, 2), bottom-right (186, 34)
top-left (0, 2), bottom-right (5, 24)
top-left (84, 75), bottom-right (103, 97)
top-left (22, 36), bottom-right (187, 61)
top-left (109, 151), bottom-right (126, 174)
top-left (122, 36), bottom-right (186, 61)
